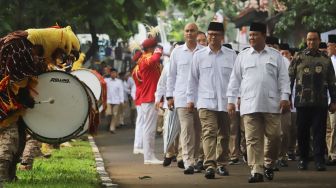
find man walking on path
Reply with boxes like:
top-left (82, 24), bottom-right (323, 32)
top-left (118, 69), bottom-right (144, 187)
top-left (187, 22), bottom-right (237, 179)
top-left (227, 22), bottom-right (290, 183)
top-left (166, 23), bottom-right (203, 175)
top-left (289, 31), bottom-right (336, 171)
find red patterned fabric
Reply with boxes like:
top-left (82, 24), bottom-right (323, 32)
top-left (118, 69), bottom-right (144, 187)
top-left (0, 31), bottom-right (47, 124)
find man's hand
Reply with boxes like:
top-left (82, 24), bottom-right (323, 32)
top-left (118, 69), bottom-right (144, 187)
top-left (329, 103), bottom-right (336, 114)
top-left (237, 98), bottom-right (241, 111)
top-left (280, 100), bottom-right (290, 113)
top-left (155, 102), bottom-right (161, 110)
top-left (187, 102), bottom-right (194, 112)
top-left (167, 98), bottom-right (174, 110)
top-left (227, 103), bottom-right (236, 117)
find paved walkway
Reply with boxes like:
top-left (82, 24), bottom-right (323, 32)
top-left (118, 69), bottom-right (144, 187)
top-left (94, 123), bottom-right (336, 188)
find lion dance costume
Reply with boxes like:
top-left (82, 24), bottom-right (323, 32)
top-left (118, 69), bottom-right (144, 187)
top-left (0, 25), bottom-right (80, 182)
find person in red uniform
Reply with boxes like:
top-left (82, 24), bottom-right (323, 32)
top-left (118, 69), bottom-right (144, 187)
top-left (138, 38), bottom-right (163, 164)
top-left (132, 50), bottom-right (144, 155)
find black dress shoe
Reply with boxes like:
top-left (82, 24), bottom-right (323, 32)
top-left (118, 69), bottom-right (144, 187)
top-left (273, 165), bottom-right (280, 171)
top-left (216, 166), bottom-right (229, 176)
top-left (205, 168), bottom-right (215, 179)
top-left (315, 163), bottom-right (326, 171)
top-left (288, 153), bottom-right (296, 161)
top-left (184, 166), bottom-right (194, 175)
top-left (194, 160), bottom-right (204, 171)
top-left (194, 162), bottom-right (203, 173)
top-left (278, 159), bottom-right (288, 167)
top-left (177, 160), bottom-right (185, 169)
top-left (298, 160), bottom-right (308, 170)
top-left (264, 167), bottom-right (274, 180)
top-left (163, 156), bottom-right (174, 167)
top-left (326, 159), bottom-right (336, 166)
top-left (248, 173), bottom-right (264, 183)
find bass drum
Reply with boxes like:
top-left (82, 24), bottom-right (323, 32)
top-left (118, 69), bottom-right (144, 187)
top-left (22, 70), bottom-right (90, 144)
top-left (71, 69), bottom-right (107, 112)
top-left (75, 84), bottom-right (98, 136)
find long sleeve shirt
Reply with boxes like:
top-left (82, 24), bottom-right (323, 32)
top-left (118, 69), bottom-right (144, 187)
top-left (289, 49), bottom-right (336, 107)
top-left (131, 65), bottom-right (143, 106)
top-left (105, 78), bottom-right (124, 104)
top-left (155, 63), bottom-right (169, 109)
top-left (166, 44), bottom-right (203, 108)
top-left (138, 51), bottom-right (162, 103)
top-left (226, 46), bottom-right (290, 115)
top-left (187, 46), bottom-right (237, 111)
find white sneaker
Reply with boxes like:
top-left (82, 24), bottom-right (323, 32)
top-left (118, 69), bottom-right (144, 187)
top-left (133, 148), bottom-right (144, 154)
top-left (144, 158), bottom-right (163, 165)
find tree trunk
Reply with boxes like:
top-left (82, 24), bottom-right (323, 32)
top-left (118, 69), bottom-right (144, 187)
top-left (84, 20), bottom-right (99, 62)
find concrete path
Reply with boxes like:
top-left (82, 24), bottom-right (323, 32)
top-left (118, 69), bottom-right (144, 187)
top-left (94, 123), bottom-right (336, 188)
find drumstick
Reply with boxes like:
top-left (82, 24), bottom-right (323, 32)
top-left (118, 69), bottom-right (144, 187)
top-left (35, 98), bottom-right (55, 104)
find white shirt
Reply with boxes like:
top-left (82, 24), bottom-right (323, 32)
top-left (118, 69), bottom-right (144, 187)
top-left (331, 55), bottom-right (336, 71)
top-left (187, 46), bottom-right (237, 111)
top-left (105, 78), bottom-right (124, 104)
top-left (166, 44), bottom-right (203, 108)
top-left (226, 46), bottom-right (290, 115)
top-left (155, 63), bottom-right (169, 109)
top-left (128, 77), bottom-right (136, 100)
top-left (283, 56), bottom-right (290, 70)
top-left (123, 80), bottom-right (130, 102)
top-left (327, 55), bottom-right (336, 106)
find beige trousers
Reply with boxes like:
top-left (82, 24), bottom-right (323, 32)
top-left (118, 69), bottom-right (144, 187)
top-left (327, 112), bottom-right (336, 160)
top-left (229, 112), bottom-right (241, 160)
top-left (177, 108), bottom-right (201, 168)
top-left (109, 104), bottom-right (120, 131)
top-left (243, 113), bottom-right (281, 174)
top-left (279, 111), bottom-right (291, 160)
top-left (198, 109), bottom-right (230, 169)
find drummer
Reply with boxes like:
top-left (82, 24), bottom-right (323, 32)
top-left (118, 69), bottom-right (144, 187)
top-left (0, 26), bottom-right (80, 182)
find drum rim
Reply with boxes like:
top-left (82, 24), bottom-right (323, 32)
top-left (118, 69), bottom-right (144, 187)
top-left (71, 68), bottom-right (102, 101)
top-left (75, 84), bottom-right (99, 137)
top-left (23, 70), bottom-right (90, 144)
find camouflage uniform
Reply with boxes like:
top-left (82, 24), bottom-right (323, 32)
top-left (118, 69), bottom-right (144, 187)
top-left (289, 49), bottom-right (336, 164)
top-left (0, 123), bottom-right (19, 182)
top-left (20, 135), bottom-right (42, 168)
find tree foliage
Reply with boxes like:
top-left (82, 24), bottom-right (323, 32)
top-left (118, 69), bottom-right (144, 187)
top-left (0, 0), bottom-right (166, 60)
top-left (275, 0), bottom-right (336, 37)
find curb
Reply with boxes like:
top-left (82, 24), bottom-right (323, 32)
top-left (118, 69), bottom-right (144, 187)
top-left (88, 135), bottom-right (118, 187)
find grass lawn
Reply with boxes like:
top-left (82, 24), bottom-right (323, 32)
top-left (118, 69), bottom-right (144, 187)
top-left (4, 140), bottom-right (100, 188)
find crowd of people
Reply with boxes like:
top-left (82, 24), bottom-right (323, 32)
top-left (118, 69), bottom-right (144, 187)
top-left (103, 20), bottom-right (336, 183)
top-left (1, 19), bottom-right (336, 185)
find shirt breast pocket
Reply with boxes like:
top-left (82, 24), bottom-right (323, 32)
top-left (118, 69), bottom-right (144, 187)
top-left (200, 62), bottom-right (212, 72)
top-left (200, 62), bottom-right (212, 82)
top-left (220, 62), bottom-right (233, 78)
top-left (265, 61), bottom-right (278, 76)
top-left (177, 61), bottom-right (189, 74)
top-left (243, 61), bottom-right (256, 71)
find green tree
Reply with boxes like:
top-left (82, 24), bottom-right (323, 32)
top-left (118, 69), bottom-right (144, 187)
top-left (0, 0), bottom-right (166, 61)
top-left (275, 0), bottom-right (336, 45)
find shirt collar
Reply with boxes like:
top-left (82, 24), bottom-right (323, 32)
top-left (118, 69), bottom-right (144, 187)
top-left (206, 46), bottom-right (225, 54)
top-left (183, 43), bottom-right (202, 52)
top-left (250, 45), bottom-right (270, 54)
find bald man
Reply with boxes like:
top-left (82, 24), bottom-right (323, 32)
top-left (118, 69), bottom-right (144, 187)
top-left (166, 23), bottom-right (204, 174)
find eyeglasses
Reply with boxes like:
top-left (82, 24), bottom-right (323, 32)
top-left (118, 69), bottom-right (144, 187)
top-left (207, 32), bottom-right (223, 37)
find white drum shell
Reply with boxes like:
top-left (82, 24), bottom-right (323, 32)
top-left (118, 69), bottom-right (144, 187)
top-left (71, 69), bottom-right (102, 101)
top-left (23, 71), bottom-right (89, 143)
